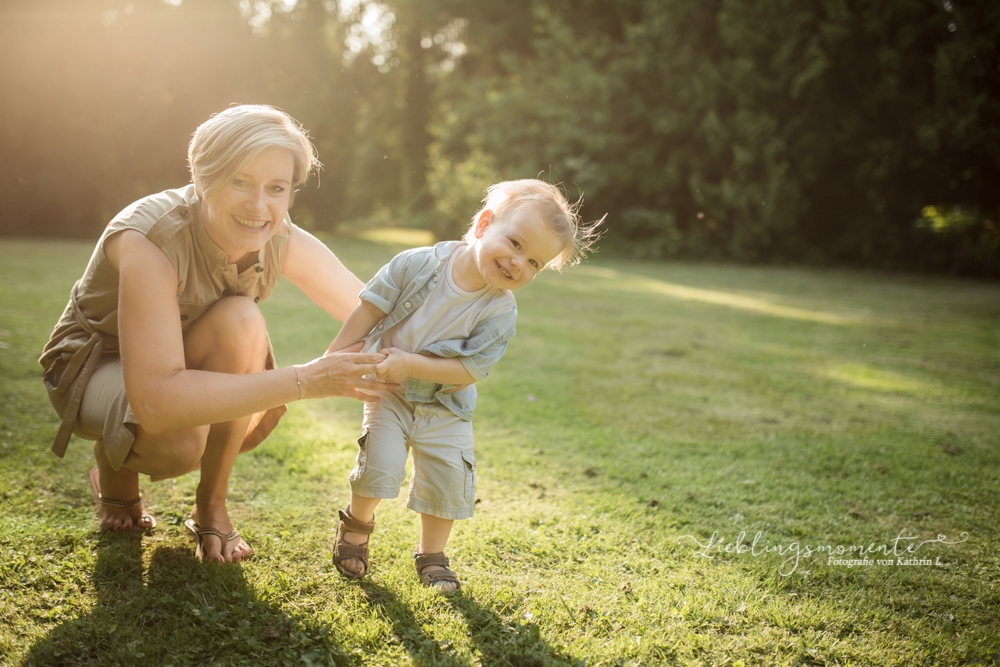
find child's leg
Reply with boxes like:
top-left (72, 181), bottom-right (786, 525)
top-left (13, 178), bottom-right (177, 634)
top-left (418, 513), bottom-right (454, 553)
top-left (407, 404), bottom-right (475, 591)
top-left (348, 495), bottom-right (381, 524)
top-left (337, 495), bottom-right (381, 577)
top-left (336, 395), bottom-right (412, 578)
top-left (417, 513), bottom-right (458, 592)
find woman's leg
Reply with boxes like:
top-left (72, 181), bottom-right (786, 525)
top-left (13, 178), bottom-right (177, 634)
top-left (105, 297), bottom-right (268, 561)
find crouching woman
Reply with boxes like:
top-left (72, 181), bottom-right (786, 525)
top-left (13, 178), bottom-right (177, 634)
top-left (39, 105), bottom-right (395, 562)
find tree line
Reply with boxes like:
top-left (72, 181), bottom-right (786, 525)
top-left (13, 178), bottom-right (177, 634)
top-left (1, 0), bottom-right (997, 276)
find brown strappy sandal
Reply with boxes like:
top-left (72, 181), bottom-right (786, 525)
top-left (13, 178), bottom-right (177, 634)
top-left (89, 466), bottom-right (156, 531)
top-left (332, 507), bottom-right (375, 580)
top-left (183, 519), bottom-right (249, 563)
top-left (414, 551), bottom-right (461, 592)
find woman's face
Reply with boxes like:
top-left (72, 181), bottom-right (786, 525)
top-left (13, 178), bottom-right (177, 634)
top-left (202, 146), bottom-right (295, 266)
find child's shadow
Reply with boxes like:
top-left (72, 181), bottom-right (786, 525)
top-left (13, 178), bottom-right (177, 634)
top-left (23, 531), bottom-right (351, 665)
top-left (360, 580), bottom-right (578, 667)
top-left (446, 593), bottom-right (580, 667)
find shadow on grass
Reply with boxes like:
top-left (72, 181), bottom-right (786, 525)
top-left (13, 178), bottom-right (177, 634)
top-left (22, 531), bottom-right (353, 666)
top-left (446, 594), bottom-right (581, 667)
top-left (359, 579), bottom-right (579, 667)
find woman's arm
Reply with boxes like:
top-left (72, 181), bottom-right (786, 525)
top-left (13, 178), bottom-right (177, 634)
top-left (282, 224), bottom-right (363, 321)
top-left (108, 230), bottom-right (389, 434)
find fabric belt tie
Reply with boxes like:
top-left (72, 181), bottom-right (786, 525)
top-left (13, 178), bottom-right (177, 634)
top-left (49, 283), bottom-right (105, 459)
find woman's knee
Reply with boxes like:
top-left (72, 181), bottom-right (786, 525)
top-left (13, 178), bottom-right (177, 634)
top-left (185, 297), bottom-right (268, 371)
top-left (128, 425), bottom-right (208, 476)
top-left (207, 296), bottom-right (267, 341)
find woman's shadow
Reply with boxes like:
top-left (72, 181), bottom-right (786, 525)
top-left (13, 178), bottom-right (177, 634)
top-left (22, 530), bottom-right (352, 666)
top-left (359, 579), bottom-right (580, 667)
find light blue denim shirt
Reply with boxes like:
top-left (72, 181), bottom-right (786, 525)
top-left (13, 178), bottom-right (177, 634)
top-left (359, 241), bottom-right (518, 420)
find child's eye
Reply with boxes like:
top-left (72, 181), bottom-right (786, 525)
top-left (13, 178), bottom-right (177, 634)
top-left (510, 239), bottom-right (521, 249)
top-left (529, 259), bottom-right (539, 269)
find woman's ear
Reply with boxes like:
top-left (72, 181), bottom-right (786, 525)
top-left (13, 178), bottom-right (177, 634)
top-left (473, 210), bottom-right (493, 239)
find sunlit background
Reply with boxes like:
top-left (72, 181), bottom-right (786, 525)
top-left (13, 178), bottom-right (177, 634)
top-left (0, 0), bottom-right (997, 276)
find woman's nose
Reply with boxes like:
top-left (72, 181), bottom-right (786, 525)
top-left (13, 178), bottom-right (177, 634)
top-left (247, 188), bottom-right (266, 212)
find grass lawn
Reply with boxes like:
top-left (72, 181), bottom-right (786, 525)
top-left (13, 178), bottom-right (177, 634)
top-left (1, 232), bottom-right (998, 666)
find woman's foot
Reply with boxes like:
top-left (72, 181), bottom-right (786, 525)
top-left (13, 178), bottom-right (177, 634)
top-left (90, 443), bottom-right (155, 532)
top-left (190, 504), bottom-right (253, 563)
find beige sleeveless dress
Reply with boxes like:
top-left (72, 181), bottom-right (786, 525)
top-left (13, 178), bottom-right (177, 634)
top-left (39, 185), bottom-right (289, 470)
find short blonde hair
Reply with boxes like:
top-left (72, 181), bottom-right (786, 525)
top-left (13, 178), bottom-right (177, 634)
top-left (463, 179), bottom-right (602, 269)
top-left (188, 105), bottom-right (320, 213)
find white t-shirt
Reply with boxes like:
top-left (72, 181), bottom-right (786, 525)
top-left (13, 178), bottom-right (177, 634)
top-left (378, 244), bottom-right (512, 354)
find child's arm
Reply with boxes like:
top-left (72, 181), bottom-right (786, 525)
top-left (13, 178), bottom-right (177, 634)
top-left (375, 347), bottom-right (476, 386)
top-left (327, 300), bottom-right (387, 354)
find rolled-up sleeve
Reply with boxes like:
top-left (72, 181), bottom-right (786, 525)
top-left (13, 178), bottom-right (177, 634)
top-left (358, 252), bottom-right (408, 314)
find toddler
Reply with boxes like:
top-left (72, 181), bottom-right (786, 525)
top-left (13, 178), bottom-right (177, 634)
top-left (327, 179), bottom-right (598, 591)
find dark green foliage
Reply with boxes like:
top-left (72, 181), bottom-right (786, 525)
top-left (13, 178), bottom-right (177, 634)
top-left (1, 0), bottom-right (998, 275)
top-left (431, 0), bottom-right (1000, 274)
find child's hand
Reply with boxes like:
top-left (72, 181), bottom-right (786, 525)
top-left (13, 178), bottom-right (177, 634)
top-left (375, 347), bottom-right (412, 384)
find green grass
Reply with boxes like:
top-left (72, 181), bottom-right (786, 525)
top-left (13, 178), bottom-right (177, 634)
top-left (1, 233), bottom-right (999, 666)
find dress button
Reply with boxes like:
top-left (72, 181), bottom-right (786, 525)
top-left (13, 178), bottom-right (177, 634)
top-left (378, 323), bottom-right (384, 330)
top-left (179, 209), bottom-right (188, 217)
top-left (404, 301), bottom-right (412, 309)
top-left (180, 314), bottom-right (189, 321)
top-left (254, 296), bottom-right (260, 303)
top-left (255, 266), bottom-right (264, 273)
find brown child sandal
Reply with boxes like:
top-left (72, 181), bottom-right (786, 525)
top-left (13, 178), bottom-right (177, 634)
top-left (333, 507), bottom-right (375, 579)
top-left (89, 466), bottom-right (156, 531)
top-left (414, 551), bottom-right (461, 592)
top-left (183, 518), bottom-right (249, 563)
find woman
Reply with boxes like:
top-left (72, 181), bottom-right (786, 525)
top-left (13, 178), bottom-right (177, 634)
top-left (39, 105), bottom-right (396, 563)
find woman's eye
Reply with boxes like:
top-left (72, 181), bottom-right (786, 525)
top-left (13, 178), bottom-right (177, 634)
top-left (233, 179), bottom-right (250, 189)
top-left (269, 185), bottom-right (286, 195)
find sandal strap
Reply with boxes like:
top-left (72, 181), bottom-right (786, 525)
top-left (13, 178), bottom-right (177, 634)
top-left (98, 495), bottom-right (142, 509)
top-left (420, 569), bottom-right (460, 586)
top-left (338, 508), bottom-right (375, 535)
top-left (333, 508), bottom-right (374, 579)
top-left (414, 551), bottom-right (450, 570)
top-left (414, 552), bottom-right (460, 588)
top-left (334, 541), bottom-right (369, 561)
top-left (196, 526), bottom-right (226, 541)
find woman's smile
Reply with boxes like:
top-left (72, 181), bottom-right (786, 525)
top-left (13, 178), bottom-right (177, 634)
top-left (233, 214), bottom-right (269, 230)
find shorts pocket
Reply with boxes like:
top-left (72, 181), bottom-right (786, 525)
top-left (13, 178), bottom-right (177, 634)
top-left (348, 431), bottom-right (369, 482)
top-left (461, 450), bottom-right (476, 505)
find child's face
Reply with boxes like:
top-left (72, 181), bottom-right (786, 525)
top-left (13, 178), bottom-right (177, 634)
top-left (471, 204), bottom-right (566, 291)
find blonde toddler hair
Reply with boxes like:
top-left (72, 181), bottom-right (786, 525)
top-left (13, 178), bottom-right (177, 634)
top-left (188, 105), bottom-right (320, 216)
top-left (463, 179), bottom-right (601, 269)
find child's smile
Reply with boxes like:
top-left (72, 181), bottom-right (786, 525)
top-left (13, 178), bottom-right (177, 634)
top-left (453, 204), bottom-right (566, 292)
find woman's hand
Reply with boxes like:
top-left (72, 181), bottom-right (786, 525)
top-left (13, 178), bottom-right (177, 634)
top-left (295, 342), bottom-right (399, 401)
